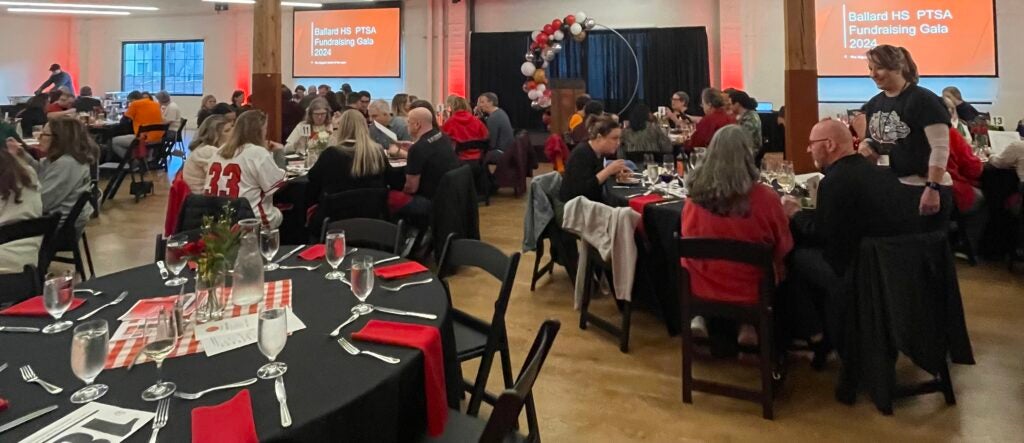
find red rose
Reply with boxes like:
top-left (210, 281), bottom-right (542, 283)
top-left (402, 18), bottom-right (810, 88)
top-left (184, 240), bottom-right (206, 257)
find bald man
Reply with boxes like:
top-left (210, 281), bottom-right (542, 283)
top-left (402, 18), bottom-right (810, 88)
top-left (398, 107), bottom-right (459, 212)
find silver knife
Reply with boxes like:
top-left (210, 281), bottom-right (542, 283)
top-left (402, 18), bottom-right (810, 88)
top-left (0, 326), bottom-right (41, 333)
top-left (77, 291), bottom-right (129, 321)
top-left (274, 245), bottom-right (305, 264)
top-left (155, 261), bottom-right (169, 279)
top-left (0, 405), bottom-right (59, 434)
top-left (0, 363), bottom-right (6, 373)
top-left (275, 376), bottom-right (292, 428)
top-left (372, 306), bottom-right (437, 320)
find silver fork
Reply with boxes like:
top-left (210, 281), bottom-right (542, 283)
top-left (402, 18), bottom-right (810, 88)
top-left (279, 264), bottom-right (320, 271)
top-left (149, 398), bottom-right (170, 443)
top-left (73, 288), bottom-right (104, 296)
top-left (337, 337), bottom-right (400, 364)
top-left (380, 278), bottom-right (434, 292)
top-left (77, 291), bottom-right (129, 320)
top-left (19, 365), bottom-right (63, 394)
top-left (173, 378), bottom-right (258, 400)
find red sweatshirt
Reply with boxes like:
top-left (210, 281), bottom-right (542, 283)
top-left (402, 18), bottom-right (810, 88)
top-left (686, 109), bottom-right (735, 150)
top-left (681, 184), bottom-right (793, 305)
top-left (946, 127), bottom-right (983, 212)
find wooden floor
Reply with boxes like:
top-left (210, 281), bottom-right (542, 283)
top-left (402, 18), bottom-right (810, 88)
top-left (79, 162), bottom-right (1024, 442)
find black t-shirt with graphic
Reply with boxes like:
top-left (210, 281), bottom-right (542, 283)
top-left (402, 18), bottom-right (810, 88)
top-left (862, 84), bottom-right (950, 177)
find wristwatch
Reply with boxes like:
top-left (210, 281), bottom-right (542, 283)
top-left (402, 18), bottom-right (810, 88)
top-left (925, 181), bottom-right (941, 191)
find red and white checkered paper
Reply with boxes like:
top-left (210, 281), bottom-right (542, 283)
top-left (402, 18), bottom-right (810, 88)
top-left (105, 279), bottom-right (293, 369)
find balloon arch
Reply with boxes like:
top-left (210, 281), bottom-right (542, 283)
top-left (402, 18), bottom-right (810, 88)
top-left (519, 11), bottom-right (640, 113)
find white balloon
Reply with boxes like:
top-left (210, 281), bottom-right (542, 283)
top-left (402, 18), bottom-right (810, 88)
top-left (531, 31), bottom-right (540, 40)
top-left (576, 12), bottom-right (587, 23)
top-left (542, 60), bottom-right (550, 69)
top-left (570, 23), bottom-right (583, 35)
top-left (521, 61), bottom-right (537, 77)
top-left (536, 83), bottom-right (547, 93)
top-left (528, 89), bottom-right (541, 100)
top-left (552, 30), bottom-right (564, 41)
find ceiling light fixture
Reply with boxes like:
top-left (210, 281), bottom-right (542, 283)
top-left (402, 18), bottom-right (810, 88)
top-left (0, 2), bottom-right (157, 11)
top-left (7, 7), bottom-right (130, 15)
top-left (201, 0), bottom-right (323, 8)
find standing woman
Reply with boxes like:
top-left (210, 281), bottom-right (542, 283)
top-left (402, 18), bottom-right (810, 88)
top-left (726, 89), bottom-right (763, 156)
top-left (860, 45), bottom-right (952, 221)
top-left (229, 90), bottom-right (245, 113)
top-left (196, 94), bottom-right (218, 126)
top-left (182, 115), bottom-right (232, 193)
top-left (203, 110), bottom-right (286, 228)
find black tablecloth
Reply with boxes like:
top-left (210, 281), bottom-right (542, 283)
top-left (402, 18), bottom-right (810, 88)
top-left (0, 248), bottom-right (460, 442)
top-left (604, 183), bottom-right (685, 335)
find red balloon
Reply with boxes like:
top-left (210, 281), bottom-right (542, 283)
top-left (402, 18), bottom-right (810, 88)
top-left (552, 19), bottom-right (563, 29)
top-left (527, 80), bottom-right (537, 90)
top-left (536, 33), bottom-right (549, 45)
top-left (565, 15), bottom-right (576, 25)
top-left (530, 42), bottom-right (539, 51)
top-left (542, 24), bottom-right (554, 35)
top-left (543, 89), bottom-right (553, 97)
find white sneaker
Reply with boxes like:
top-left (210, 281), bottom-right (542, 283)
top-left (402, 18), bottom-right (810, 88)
top-left (690, 316), bottom-right (708, 339)
top-left (738, 324), bottom-right (758, 347)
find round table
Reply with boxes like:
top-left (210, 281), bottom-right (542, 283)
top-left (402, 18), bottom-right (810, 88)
top-left (0, 248), bottom-right (460, 442)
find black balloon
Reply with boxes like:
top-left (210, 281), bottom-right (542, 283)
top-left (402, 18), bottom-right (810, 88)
top-left (533, 59), bottom-right (544, 69)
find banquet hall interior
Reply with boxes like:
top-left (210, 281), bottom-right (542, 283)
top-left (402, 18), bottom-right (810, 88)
top-left (1, 0), bottom-right (1023, 441)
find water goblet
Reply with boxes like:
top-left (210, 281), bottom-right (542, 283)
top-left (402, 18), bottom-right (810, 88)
top-left (140, 308), bottom-right (178, 401)
top-left (42, 271), bottom-right (75, 334)
top-left (261, 228), bottom-right (281, 271)
top-left (69, 319), bottom-right (110, 403)
top-left (164, 234), bottom-right (189, 287)
top-left (256, 307), bottom-right (289, 379)
top-left (324, 229), bottom-right (346, 280)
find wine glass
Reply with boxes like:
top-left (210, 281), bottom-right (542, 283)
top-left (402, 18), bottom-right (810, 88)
top-left (350, 256), bottom-right (375, 315)
top-left (140, 308), bottom-right (178, 401)
top-left (42, 271), bottom-right (74, 334)
top-left (761, 156), bottom-right (781, 185)
top-left (261, 228), bottom-right (281, 271)
top-left (777, 161), bottom-right (797, 194)
top-left (164, 234), bottom-right (189, 287)
top-left (256, 307), bottom-right (288, 379)
top-left (324, 229), bottom-right (346, 280)
top-left (69, 319), bottom-right (110, 403)
top-left (661, 155), bottom-right (676, 185)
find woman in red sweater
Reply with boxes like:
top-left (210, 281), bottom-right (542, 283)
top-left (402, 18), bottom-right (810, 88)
top-left (942, 97), bottom-right (984, 213)
top-left (681, 125), bottom-right (793, 346)
top-left (441, 95), bottom-right (489, 161)
top-left (685, 87), bottom-right (736, 151)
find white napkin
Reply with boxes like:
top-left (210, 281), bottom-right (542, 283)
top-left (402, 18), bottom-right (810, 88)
top-left (374, 120), bottom-right (398, 143)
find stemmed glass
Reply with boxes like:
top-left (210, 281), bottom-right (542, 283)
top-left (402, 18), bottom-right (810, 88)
top-left (140, 308), bottom-right (178, 401)
top-left (777, 160), bottom-right (797, 195)
top-left (349, 256), bottom-right (375, 316)
top-left (261, 228), bottom-right (281, 271)
top-left (42, 271), bottom-right (74, 334)
top-left (164, 234), bottom-right (189, 287)
top-left (324, 229), bottom-right (346, 280)
top-left (660, 155), bottom-right (676, 185)
top-left (256, 307), bottom-right (288, 379)
top-left (761, 156), bottom-right (782, 185)
top-left (69, 319), bottom-right (110, 403)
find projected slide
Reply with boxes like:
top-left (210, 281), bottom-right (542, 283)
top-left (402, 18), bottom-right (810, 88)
top-left (815, 0), bottom-right (996, 76)
top-left (293, 7), bottom-right (401, 78)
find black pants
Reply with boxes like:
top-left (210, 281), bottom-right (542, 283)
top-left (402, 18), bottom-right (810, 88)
top-left (784, 247), bottom-right (842, 343)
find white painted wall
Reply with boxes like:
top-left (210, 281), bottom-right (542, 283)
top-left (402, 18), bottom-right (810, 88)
top-left (0, 15), bottom-right (72, 106)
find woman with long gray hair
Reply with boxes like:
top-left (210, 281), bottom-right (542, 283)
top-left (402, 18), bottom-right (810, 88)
top-left (680, 125), bottom-right (792, 346)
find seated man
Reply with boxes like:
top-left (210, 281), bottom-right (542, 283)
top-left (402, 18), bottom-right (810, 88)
top-left (368, 99), bottom-right (411, 149)
top-left (110, 91), bottom-right (164, 160)
top-left (394, 107), bottom-right (460, 219)
top-left (989, 141), bottom-right (1024, 183)
top-left (73, 86), bottom-right (102, 113)
top-left (45, 91), bottom-right (76, 119)
top-left (782, 119), bottom-right (922, 359)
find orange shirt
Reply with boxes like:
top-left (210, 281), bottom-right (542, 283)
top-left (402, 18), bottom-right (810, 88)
top-left (125, 99), bottom-right (164, 143)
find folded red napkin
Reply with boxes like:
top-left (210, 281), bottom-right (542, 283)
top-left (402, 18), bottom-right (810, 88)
top-left (0, 397), bottom-right (8, 413)
top-left (0, 296), bottom-right (86, 317)
top-left (374, 261), bottom-right (429, 279)
top-left (353, 320), bottom-right (447, 437)
top-left (628, 193), bottom-right (665, 213)
top-left (298, 244), bottom-right (325, 261)
top-left (191, 389), bottom-right (258, 443)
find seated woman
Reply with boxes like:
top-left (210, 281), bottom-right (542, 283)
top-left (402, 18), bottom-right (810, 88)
top-left (681, 125), bottom-right (792, 347)
top-left (305, 109), bottom-right (391, 230)
top-left (441, 95), bottom-right (489, 161)
top-left (942, 97), bottom-right (984, 215)
top-left (559, 115), bottom-right (630, 205)
top-left (0, 147), bottom-right (42, 274)
top-left (284, 98), bottom-right (333, 155)
top-left (726, 89), bottom-right (763, 156)
top-left (12, 117), bottom-right (96, 235)
top-left (685, 87), bottom-right (736, 150)
top-left (620, 103), bottom-right (671, 163)
top-left (203, 110), bottom-right (286, 229)
top-left (196, 94), bottom-right (217, 127)
top-left (182, 115), bottom-right (232, 194)
top-left (17, 94), bottom-right (49, 138)
top-left (570, 100), bottom-right (606, 146)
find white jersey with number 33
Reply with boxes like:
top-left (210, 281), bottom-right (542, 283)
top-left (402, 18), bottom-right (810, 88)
top-left (203, 143), bottom-right (287, 228)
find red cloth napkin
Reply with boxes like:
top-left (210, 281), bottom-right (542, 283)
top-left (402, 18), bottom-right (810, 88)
top-left (298, 244), bottom-right (325, 261)
top-left (352, 320), bottom-right (447, 437)
top-left (0, 296), bottom-right (86, 316)
top-left (375, 261), bottom-right (428, 279)
top-left (628, 194), bottom-right (664, 235)
top-left (0, 397), bottom-right (8, 413)
top-left (191, 389), bottom-right (258, 443)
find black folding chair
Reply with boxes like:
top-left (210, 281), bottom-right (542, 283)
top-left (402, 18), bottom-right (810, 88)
top-left (420, 320), bottom-right (560, 443)
top-left (578, 241), bottom-right (633, 353)
top-left (320, 217), bottom-right (407, 257)
top-left (437, 234), bottom-right (521, 417)
top-left (676, 235), bottom-right (781, 419)
top-left (0, 213), bottom-right (61, 306)
top-left (101, 123), bottom-right (168, 203)
top-left (154, 195), bottom-right (255, 262)
top-left (48, 192), bottom-right (97, 281)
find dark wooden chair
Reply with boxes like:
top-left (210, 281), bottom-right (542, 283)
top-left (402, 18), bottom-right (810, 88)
top-left (529, 184), bottom-right (576, 291)
top-left (48, 192), bottom-right (97, 281)
top-left (578, 242), bottom-right (633, 353)
top-left (420, 319), bottom-right (560, 443)
top-left (676, 235), bottom-right (781, 420)
top-left (438, 234), bottom-right (521, 417)
top-left (0, 213), bottom-right (61, 306)
top-left (154, 195), bottom-right (255, 262)
top-left (320, 217), bottom-right (406, 257)
top-left (949, 208), bottom-right (979, 266)
top-left (100, 123), bottom-right (169, 203)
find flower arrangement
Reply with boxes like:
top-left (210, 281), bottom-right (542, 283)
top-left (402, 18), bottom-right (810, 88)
top-left (182, 205), bottom-right (241, 287)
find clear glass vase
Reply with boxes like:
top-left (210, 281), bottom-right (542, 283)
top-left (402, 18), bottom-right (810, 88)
top-left (231, 219), bottom-right (265, 307)
top-left (195, 262), bottom-right (226, 324)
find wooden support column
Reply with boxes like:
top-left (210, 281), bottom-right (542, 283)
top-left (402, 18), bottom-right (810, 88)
top-left (784, 0), bottom-right (818, 173)
top-left (252, 0), bottom-right (282, 142)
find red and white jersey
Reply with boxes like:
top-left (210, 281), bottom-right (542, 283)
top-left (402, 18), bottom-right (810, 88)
top-left (203, 143), bottom-right (287, 228)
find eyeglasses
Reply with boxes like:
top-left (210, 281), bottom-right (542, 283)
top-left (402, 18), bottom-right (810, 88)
top-left (312, 112), bottom-right (328, 117)
top-left (671, 97), bottom-right (683, 102)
